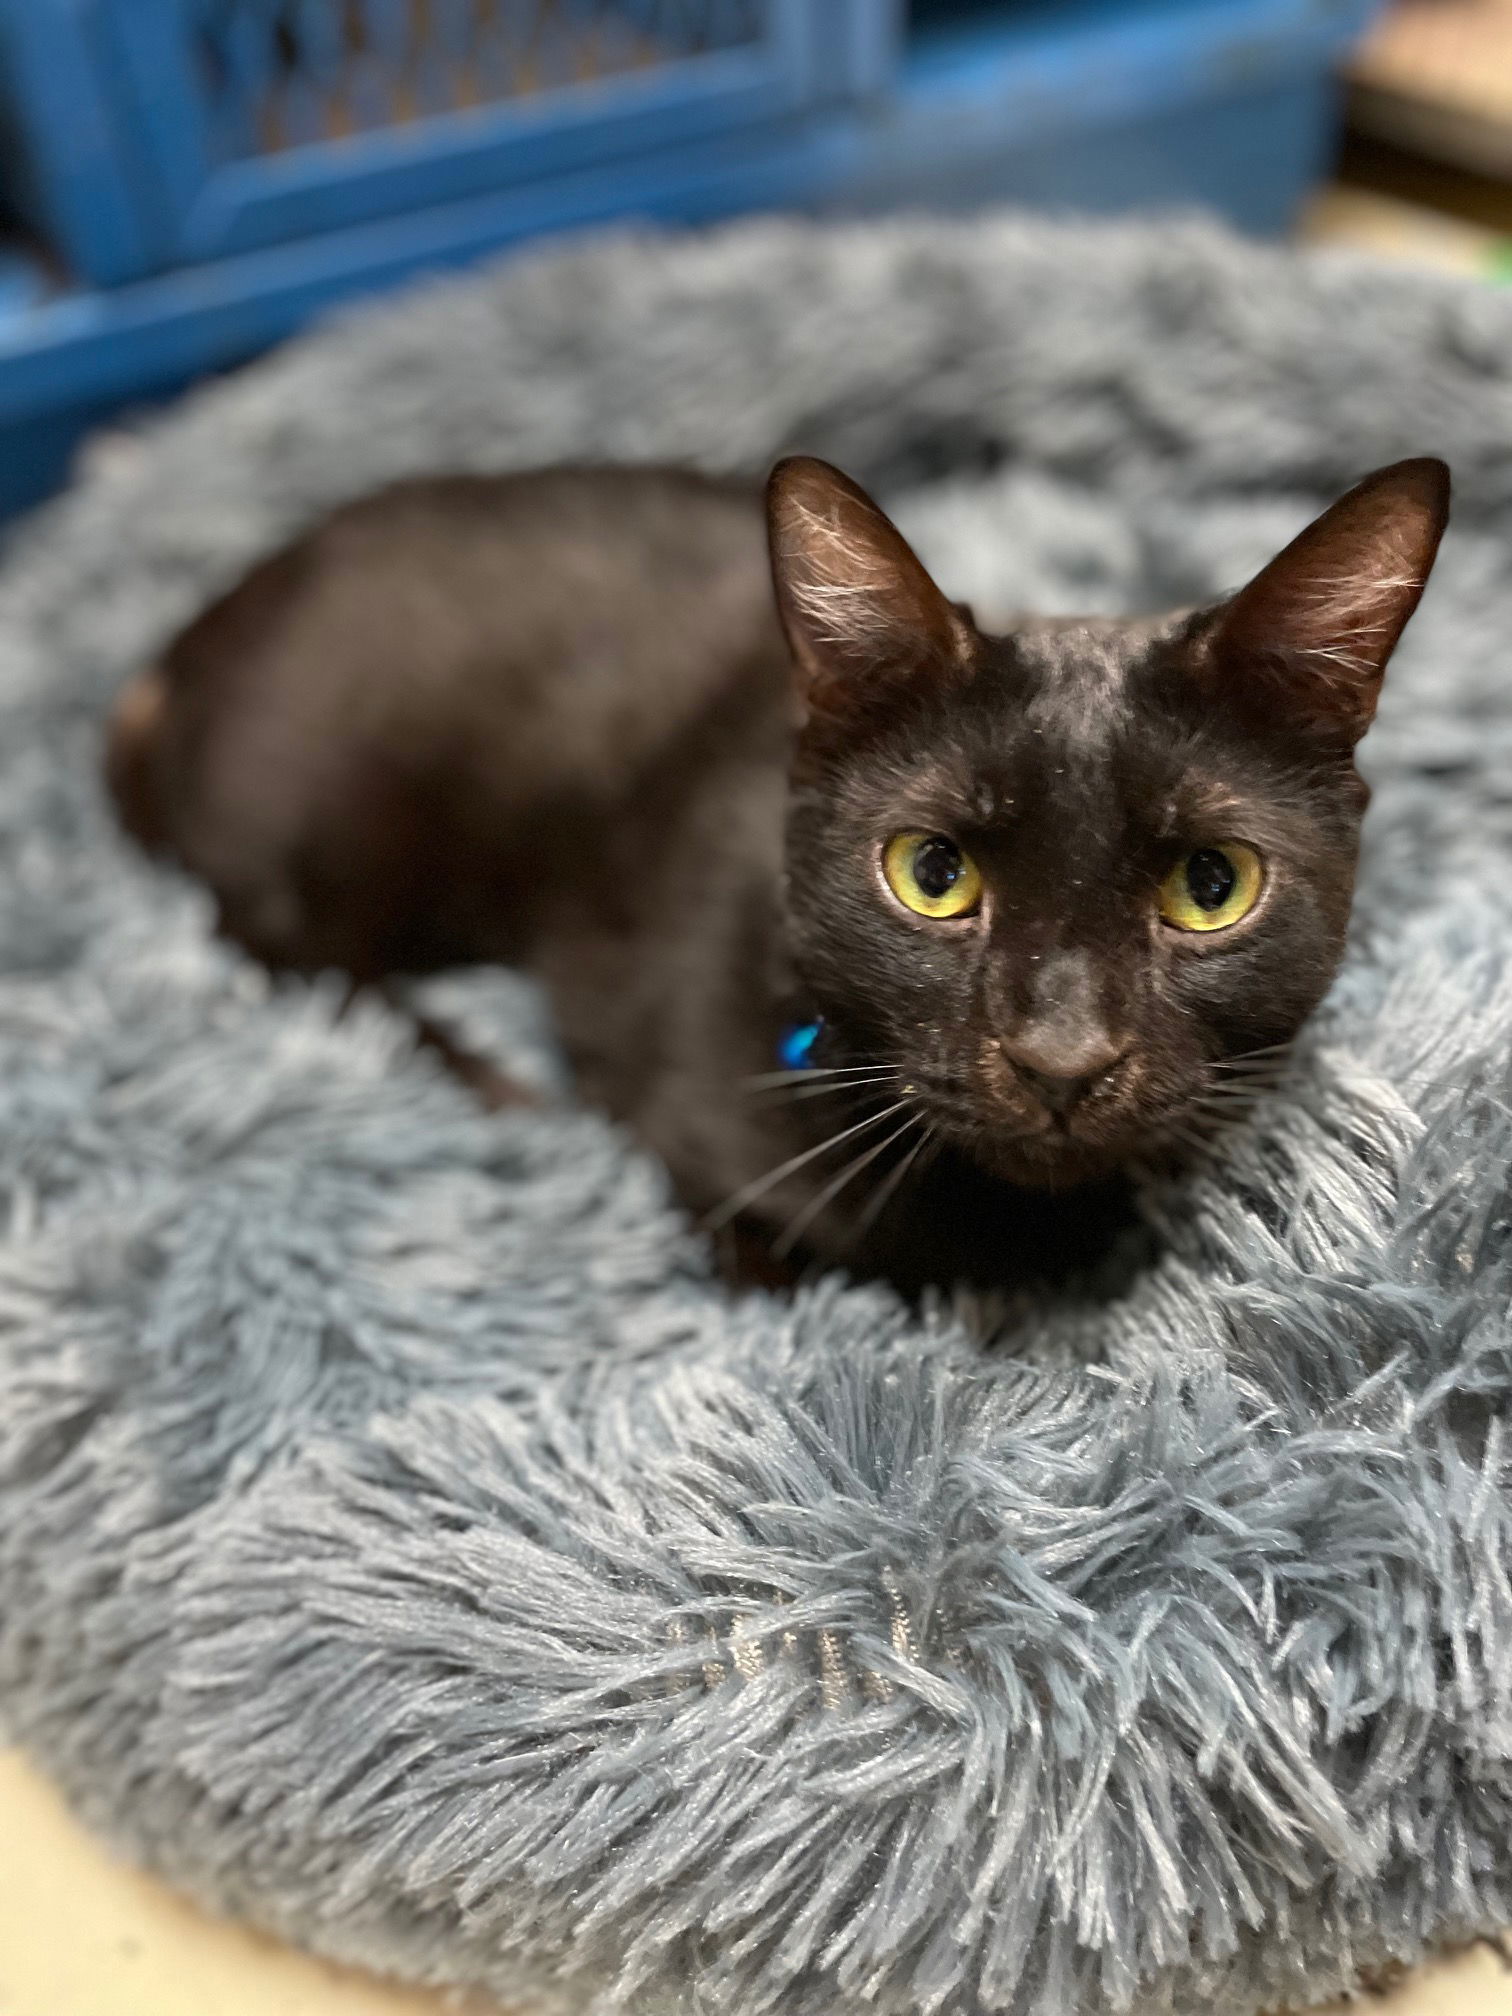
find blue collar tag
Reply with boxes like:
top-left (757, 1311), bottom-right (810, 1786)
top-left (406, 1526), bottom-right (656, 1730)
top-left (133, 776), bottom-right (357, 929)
top-left (777, 1018), bottom-right (823, 1071)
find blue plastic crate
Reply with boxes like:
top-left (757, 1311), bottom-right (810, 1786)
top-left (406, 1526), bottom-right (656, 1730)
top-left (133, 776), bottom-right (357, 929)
top-left (0, 0), bottom-right (1381, 518)
top-left (852, 0), bottom-right (1382, 231)
top-left (1, 2), bottom-right (860, 284)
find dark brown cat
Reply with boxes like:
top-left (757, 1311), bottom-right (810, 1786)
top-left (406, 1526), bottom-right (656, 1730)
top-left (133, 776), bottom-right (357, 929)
top-left (107, 455), bottom-right (1449, 1294)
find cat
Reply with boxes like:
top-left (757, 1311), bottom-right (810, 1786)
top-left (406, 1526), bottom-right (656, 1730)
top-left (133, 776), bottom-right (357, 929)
top-left (106, 454), bottom-right (1449, 1296)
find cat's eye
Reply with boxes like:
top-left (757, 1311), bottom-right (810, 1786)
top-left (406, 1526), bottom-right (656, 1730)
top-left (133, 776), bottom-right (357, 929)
top-left (882, 832), bottom-right (983, 919)
top-left (1158, 843), bottom-right (1264, 933)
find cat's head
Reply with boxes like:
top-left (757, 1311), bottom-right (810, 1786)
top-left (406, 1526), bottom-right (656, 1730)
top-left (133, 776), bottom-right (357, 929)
top-left (766, 453), bottom-right (1449, 1191)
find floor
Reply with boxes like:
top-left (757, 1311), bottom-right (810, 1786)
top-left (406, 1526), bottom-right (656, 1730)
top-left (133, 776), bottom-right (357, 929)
top-left (0, 1750), bottom-right (500, 2016)
top-left (2, 1742), bottom-right (1512, 2014)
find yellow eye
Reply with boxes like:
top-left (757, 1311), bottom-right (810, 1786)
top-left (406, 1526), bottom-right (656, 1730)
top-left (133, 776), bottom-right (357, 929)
top-left (1158, 843), bottom-right (1264, 933)
top-left (882, 831), bottom-right (983, 919)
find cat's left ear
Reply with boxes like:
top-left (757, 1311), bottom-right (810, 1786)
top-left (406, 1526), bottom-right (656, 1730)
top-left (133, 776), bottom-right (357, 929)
top-left (1207, 456), bottom-right (1450, 748)
top-left (767, 456), bottom-right (973, 723)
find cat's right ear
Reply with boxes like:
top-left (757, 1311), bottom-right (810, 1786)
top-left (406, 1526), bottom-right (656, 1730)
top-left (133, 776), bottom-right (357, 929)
top-left (766, 457), bottom-right (973, 724)
top-left (1205, 456), bottom-right (1450, 749)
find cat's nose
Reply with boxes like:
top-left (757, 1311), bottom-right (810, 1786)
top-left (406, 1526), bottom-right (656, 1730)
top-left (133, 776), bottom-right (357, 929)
top-left (1000, 1030), bottom-right (1127, 1114)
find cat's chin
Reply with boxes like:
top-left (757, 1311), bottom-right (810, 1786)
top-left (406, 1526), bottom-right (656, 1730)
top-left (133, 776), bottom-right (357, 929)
top-left (958, 1104), bottom-right (1224, 1194)
top-left (951, 1123), bottom-right (1132, 1194)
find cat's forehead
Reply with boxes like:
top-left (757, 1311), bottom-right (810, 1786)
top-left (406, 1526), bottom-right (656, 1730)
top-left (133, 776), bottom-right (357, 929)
top-left (967, 615), bottom-right (1180, 779)
top-left (871, 611), bottom-right (1247, 837)
top-left (995, 614), bottom-right (1177, 713)
top-left (836, 608), bottom-right (1259, 835)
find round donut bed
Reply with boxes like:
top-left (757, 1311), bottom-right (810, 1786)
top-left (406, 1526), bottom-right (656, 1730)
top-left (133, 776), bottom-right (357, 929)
top-left (2, 211), bottom-right (1512, 2016)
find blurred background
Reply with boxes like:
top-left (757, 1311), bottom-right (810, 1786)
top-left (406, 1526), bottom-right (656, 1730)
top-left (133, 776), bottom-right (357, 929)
top-left (0, 0), bottom-right (1503, 525)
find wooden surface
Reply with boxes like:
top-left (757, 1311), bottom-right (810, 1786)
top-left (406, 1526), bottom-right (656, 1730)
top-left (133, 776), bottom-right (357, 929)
top-left (1353, 0), bottom-right (1512, 127)
top-left (1300, 181), bottom-right (1507, 273)
top-left (2, 1746), bottom-right (1512, 2015)
top-left (0, 1748), bottom-right (495, 2016)
top-left (1349, 0), bottom-right (1512, 178)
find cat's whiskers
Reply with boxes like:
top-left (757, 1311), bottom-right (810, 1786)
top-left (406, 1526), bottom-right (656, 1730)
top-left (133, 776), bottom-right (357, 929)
top-left (1188, 1093), bottom-right (1267, 1126)
top-left (1176, 1106), bottom-right (1264, 1153)
top-left (744, 1068), bottom-right (902, 1108)
top-left (772, 1109), bottom-right (922, 1260)
top-left (849, 1120), bottom-right (939, 1248)
top-left (1205, 1068), bottom-right (1287, 1092)
top-left (1191, 1114), bottom-right (1262, 1142)
top-left (703, 1097), bottom-right (912, 1235)
top-left (1196, 1080), bottom-right (1282, 1107)
top-left (765, 1078), bottom-right (906, 1110)
top-left (1148, 1076), bottom-right (1282, 1163)
top-left (1156, 1119), bottom-right (1222, 1162)
top-left (1194, 1046), bottom-right (1292, 1118)
top-left (1208, 1042), bottom-right (1294, 1072)
top-left (740, 1063), bottom-right (896, 1092)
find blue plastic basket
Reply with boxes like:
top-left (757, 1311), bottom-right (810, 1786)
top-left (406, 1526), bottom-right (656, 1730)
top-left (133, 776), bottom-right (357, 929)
top-left (0, 0), bottom-right (1380, 516)
top-left (1, 2), bottom-right (869, 285)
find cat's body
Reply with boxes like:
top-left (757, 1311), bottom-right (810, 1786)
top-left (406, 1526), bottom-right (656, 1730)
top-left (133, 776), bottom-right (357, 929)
top-left (108, 456), bottom-right (1450, 1295)
top-left (110, 469), bottom-right (848, 1272)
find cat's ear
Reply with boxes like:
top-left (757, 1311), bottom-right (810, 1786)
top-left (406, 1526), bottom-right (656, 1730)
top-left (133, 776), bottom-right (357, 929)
top-left (766, 456), bottom-right (973, 722)
top-left (1207, 457), bottom-right (1450, 747)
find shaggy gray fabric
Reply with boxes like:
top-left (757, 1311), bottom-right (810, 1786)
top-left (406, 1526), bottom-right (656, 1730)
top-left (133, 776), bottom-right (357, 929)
top-left (1, 212), bottom-right (1512, 2016)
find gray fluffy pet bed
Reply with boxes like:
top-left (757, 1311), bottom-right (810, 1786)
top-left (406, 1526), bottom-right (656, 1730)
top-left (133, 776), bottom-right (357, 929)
top-left (3, 211), bottom-right (1512, 2016)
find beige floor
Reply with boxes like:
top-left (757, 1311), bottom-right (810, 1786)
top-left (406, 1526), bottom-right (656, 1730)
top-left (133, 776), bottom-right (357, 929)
top-left (0, 1750), bottom-right (494, 2016)
top-left (2, 1749), bottom-right (1511, 2016)
top-left (1300, 182), bottom-right (1508, 273)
